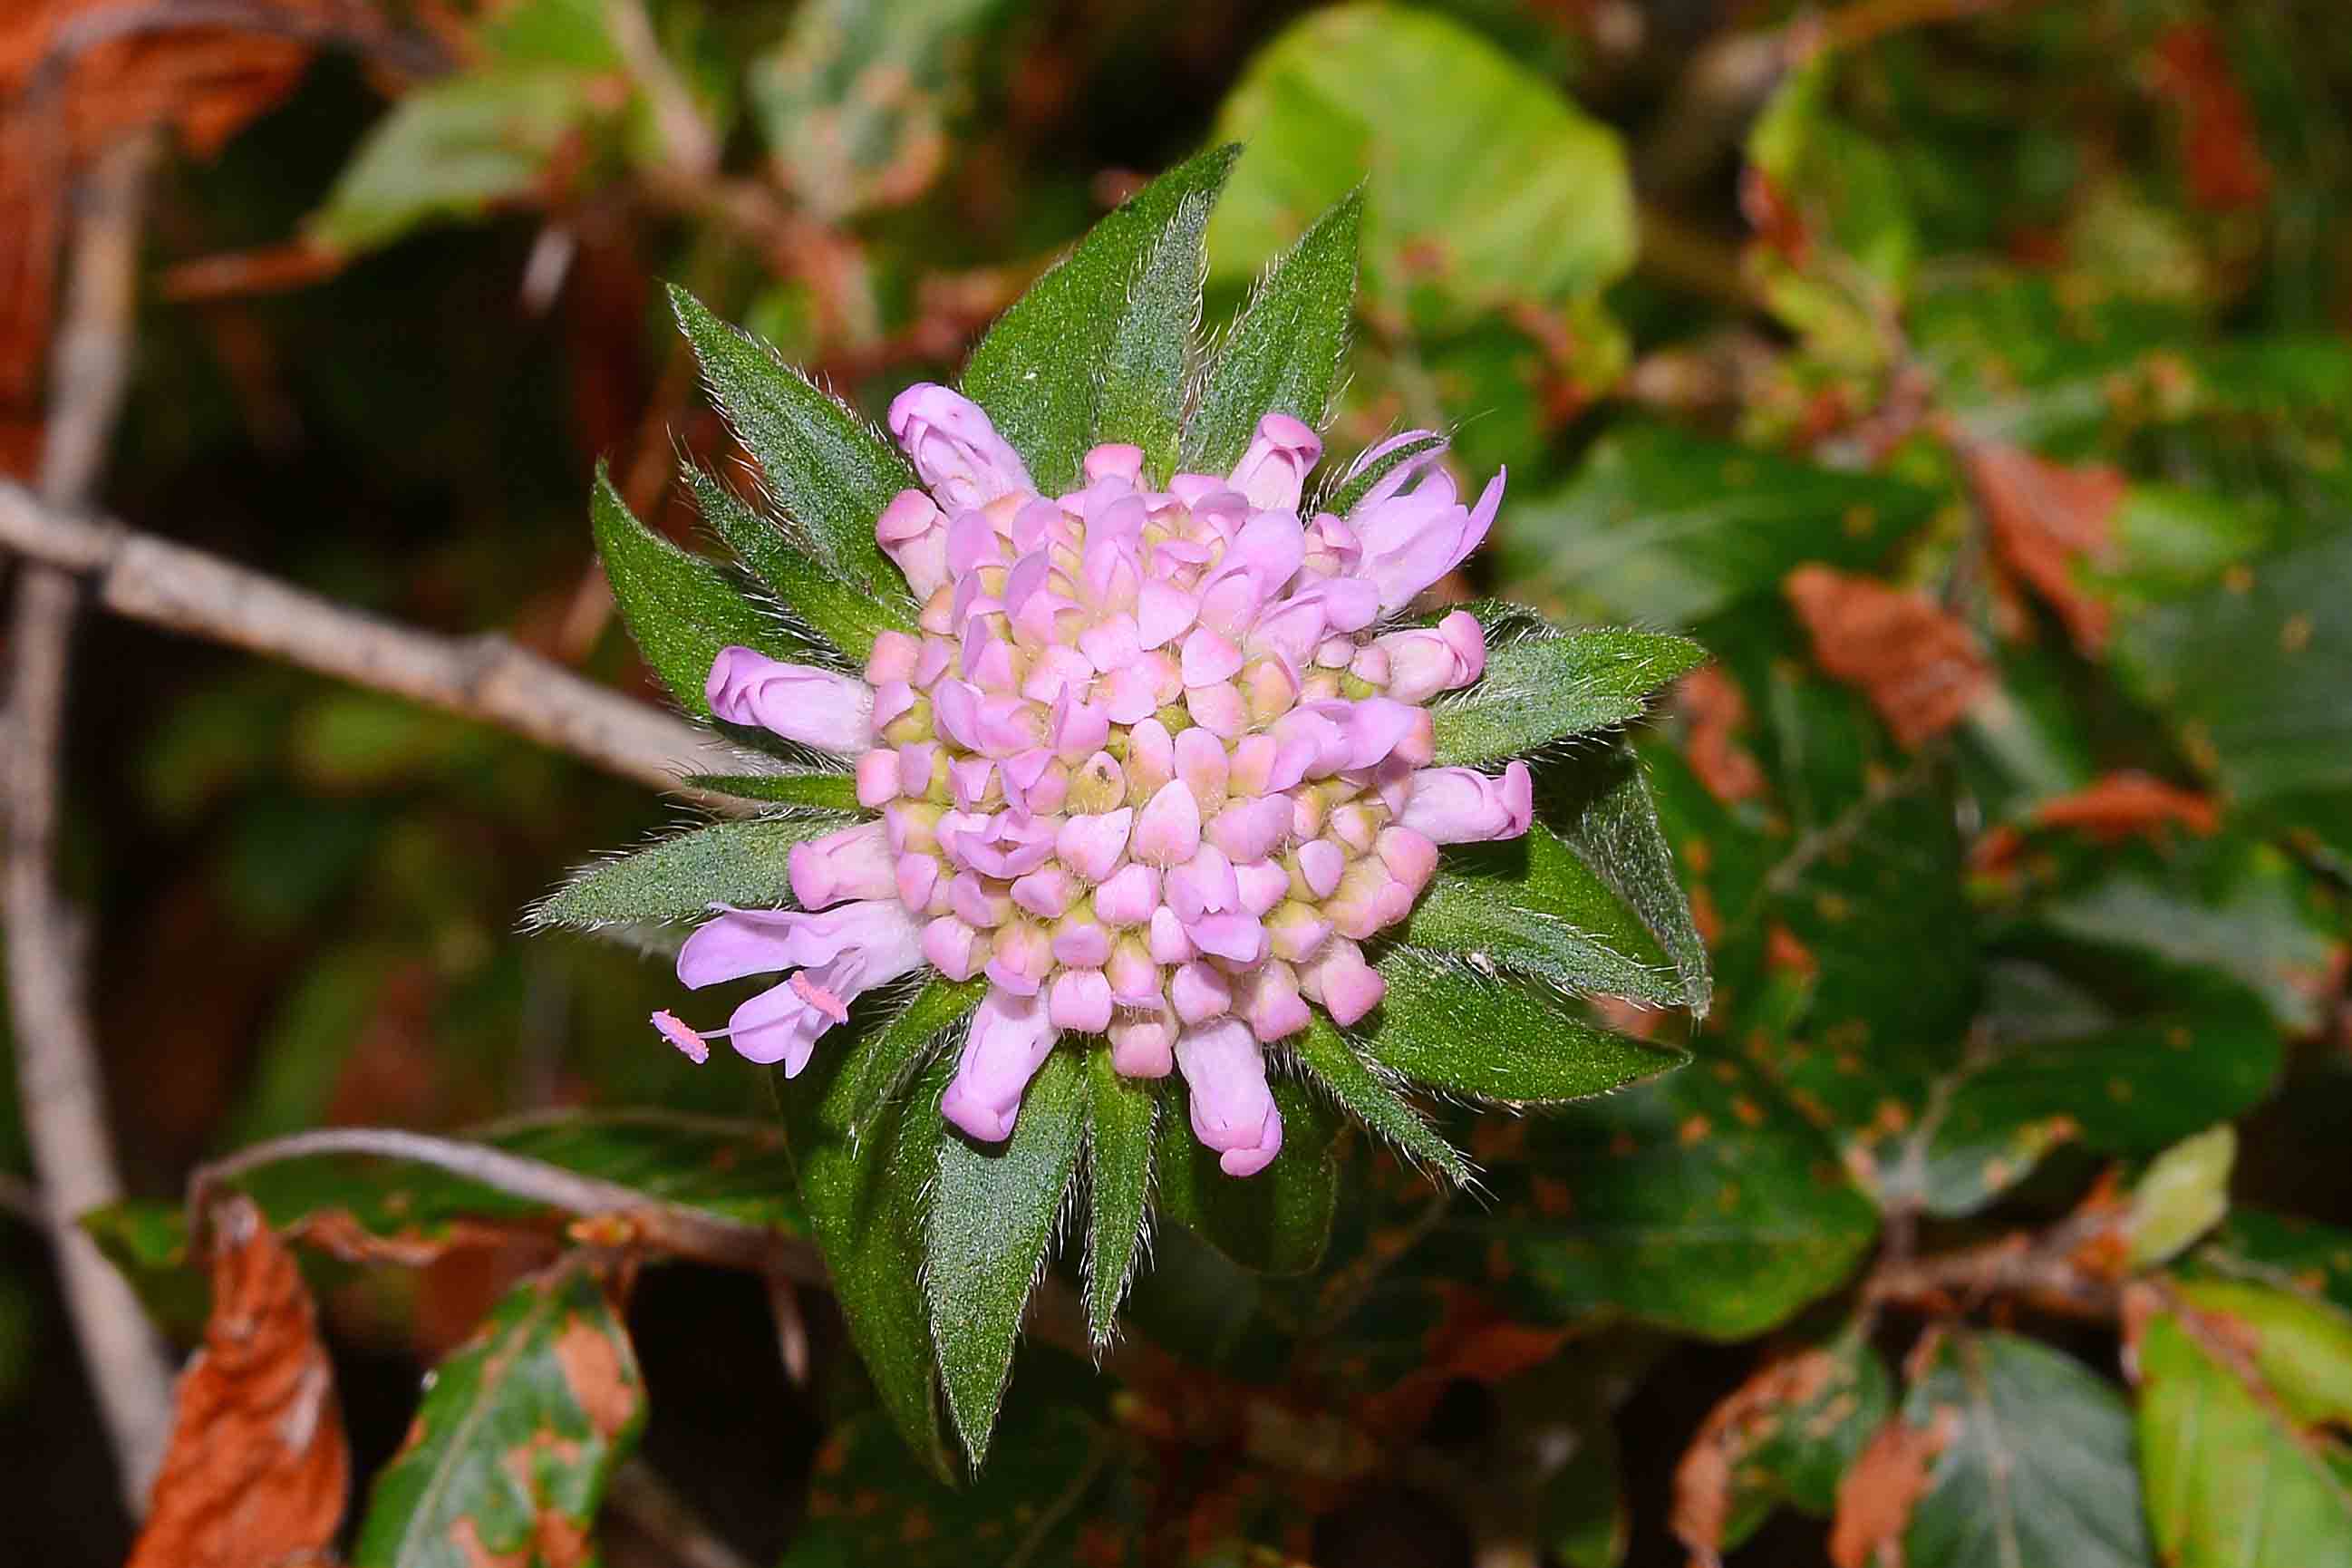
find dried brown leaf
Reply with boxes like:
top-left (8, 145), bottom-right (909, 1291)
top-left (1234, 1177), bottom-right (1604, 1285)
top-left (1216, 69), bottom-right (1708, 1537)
top-left (1826, 1407), bottom-right (1960, 1568)
top-left (1963, 442), bottom-right (2126, 653)
top-left (126, 1195), bottom-right (348, 1568)
top-left (1784, 566), bottom-right (1992, 748)
top-left (1678, 664), bottom-right (1768, 804)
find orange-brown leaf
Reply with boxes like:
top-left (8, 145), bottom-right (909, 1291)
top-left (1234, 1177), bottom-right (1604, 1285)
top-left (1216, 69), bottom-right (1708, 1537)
top-left (2150, 23), bottom-right (2273, 212)
top-left (2033, 770), bottom-right (2221, 842)
top-left (1784, 566), bottom-right (1992, 749)
top-left (1964, 442), bottom-right (2126, 653)
top-left (1826, 1408), bottom-right (1960, 1568)
top-left (1678, 664), bottom-right (1768, 804)
top-left (126, 1196), bottom-right (348, 1568)
top-left (1670, 1347), bottom-right (1839, 1559)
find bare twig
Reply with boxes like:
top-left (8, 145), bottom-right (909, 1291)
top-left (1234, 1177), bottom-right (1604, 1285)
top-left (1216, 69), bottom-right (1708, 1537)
top-left (188, 1128), bottom-right (826, 1285)
top-left (0, 482), bottom-right (760, 799)
top-left (1863, 1207), bottom-right (2126, 1322)
top-left (5, 133), bottom-right (179, 1515)
top-left (606, 1461), bottom-right (758, 1568)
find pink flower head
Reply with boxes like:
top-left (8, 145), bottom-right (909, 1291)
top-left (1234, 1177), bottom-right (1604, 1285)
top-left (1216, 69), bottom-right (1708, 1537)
top-left (661, 394), bottom-right (1531, 1172)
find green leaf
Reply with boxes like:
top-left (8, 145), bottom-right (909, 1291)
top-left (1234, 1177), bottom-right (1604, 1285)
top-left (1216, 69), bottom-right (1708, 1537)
top-left (1154, 1073), bottom-right (1339, 1276)
top-left (839, 977), bottom-right (984, 1134)
top-left (1429, 624), bottom-right (1706, 767)
top-left (1897, 1331), bottom-right (2154, 1568)
top-left (307, 68), bottom-right (606, 256)
top-left (1679, 1321), bottom-right (1892, 1555)
top-left (1449, 1057), bottom-right (1879, 1339)
top-left (683, 463), bottom-right (913, 662)
top-left (1499, 425), bottom-right (1939, 627)
top-left (1290, 1016), bottom-right (1469, 1185)
top-left (925, 1050), bottom-right (1087, 1466)
top-left (530, 814), bottom-right (855, 928)
top-left (1095, 191), bottom-right (1215, 482)
top-left (677, 770), bottom-right (862, 810)
top-left (2172, 1279), bottom-right (2352, 1427)
top-left (1540, 740), bottom-right (1714, 1015)
top-left (1081, 1052), bottom-right (1156, 1349)
top-left (1358, 947), bottom-right (1687, 1104)
top-left (591, 466), bottom-right (795, 717)
top-left (1207, 4), bottom-right (1634, 327)
top-left (778, 1043), bottom-right (954, 1477)
top-left (963, 145), bottom-right (1239, 493)
top-left (352, 1263), bottom-right (645, 1568)
top-left (1407, 823), bottom-right (1681, 1006)
top-left (668, 286), bottom-right (915, 603)
top-left (1182, 191), bottom-right (1360, 476)
top-left (2136, 1286), bottom-right (2352, 1568)
top-left (748, 0), bottom-right (1016, 221)
top-left (2128, 1126), bottom-right (2237, 1270)
top-left (1747, 57), bottom-right (1918, 295)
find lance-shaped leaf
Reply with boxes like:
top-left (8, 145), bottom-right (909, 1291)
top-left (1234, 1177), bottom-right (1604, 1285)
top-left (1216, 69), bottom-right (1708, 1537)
top-left (1291, 1017), bottom-right (1469, 1185)
top-left (925, 1050), bottom-right (1087, 1466)
top-left (1183, 190), bottom-right (1360, 476)
top-left (1082, 1052), bottom-right (1157, 1348)
top-left (1407, 823), bottom-right (1683, 1005)
top-left (529, 813), bottom-right (856, 928)
top-left (683, 462), bottom-right (913, 661)
top-left (1430, 624), bottom-right (1706, 768)
top-left (678, 770), bottom-right (862, 810)
top-left (1540, 739), bottom-right (1714, 1014)
top-left (668, 286), bottom-right (915, 603)
top-left (962, 145), bottom-right (1239, 492)
top-left (1358, 947), bottom-right (1686, 1104)
top-left (351, 1263), bottom-right (644, 1568)
top-left (1095, 191), bottom-right (1215, 482)
top-left (839, 977), bottom-right (984, 1134)
top-left (591, 467), bottom-right (794, 717)
top-left (778, 1044), bottom-right (956, 1477)
top-left (1154, 1073), bottom-right (1340, 1276)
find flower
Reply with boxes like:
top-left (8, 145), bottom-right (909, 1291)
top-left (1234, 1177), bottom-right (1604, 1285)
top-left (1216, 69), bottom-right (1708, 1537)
top-left (655, 387), bottom-right (1534, 1173)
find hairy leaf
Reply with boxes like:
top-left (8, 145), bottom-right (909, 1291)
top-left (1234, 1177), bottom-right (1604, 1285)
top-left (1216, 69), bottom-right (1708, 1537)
top-left (590, 467), bottom-right (793, 717)
top-left (1290, 1017), bottom-right (1469, 1184)
top-left (1184, 190), bottom-right (1360, 475)
top-left (1096, 191), bottom-right (1214, 481)
top-left (531, 813), bottom-right (854, 928)
top-left (683, 462), bottom-right (913, 660)
top-left (677, 770), bottom-right (863, 810)
top-left (925, 1050), bottom-right (1087, 1466)
top-left (669, 286), bottom-right (915, 602)
top-left (1430, 625), bottom-right (1706, 768)
top-left (963, 145), bottom-right (1239, 492)
top-left (1360, 947), bottom-right (1686, 1104)
top-left (1408, 823), bottom-right (1682, 1005)
top-left (1082, 1053), bottom-right (1157, 1349)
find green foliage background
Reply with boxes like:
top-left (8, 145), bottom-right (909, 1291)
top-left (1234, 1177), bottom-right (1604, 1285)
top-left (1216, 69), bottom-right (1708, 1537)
top-left (4, 1), bottom-right (2349, 1564)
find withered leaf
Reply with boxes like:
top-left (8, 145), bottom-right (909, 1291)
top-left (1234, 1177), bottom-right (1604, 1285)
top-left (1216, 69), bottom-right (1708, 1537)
top-left (126, 1195), bottom-right (348, 1568)
top-left (1963, 442), bottom-right (2126, 654)
top-left (1785, 566), bottom-right (1992, 749)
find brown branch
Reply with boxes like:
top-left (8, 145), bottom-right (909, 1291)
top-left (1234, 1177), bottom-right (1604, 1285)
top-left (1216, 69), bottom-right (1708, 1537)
top-left (5, 132), bottom-right (179, 1514)
top-left (1863, 1208), bottom-right (2126, 1322)
top-left (188, 1128), bottom-right (826, 1285)
top-left (0, 481), bottom-right (761, 800)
